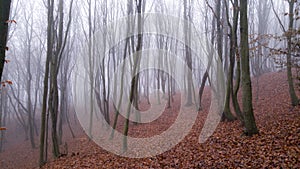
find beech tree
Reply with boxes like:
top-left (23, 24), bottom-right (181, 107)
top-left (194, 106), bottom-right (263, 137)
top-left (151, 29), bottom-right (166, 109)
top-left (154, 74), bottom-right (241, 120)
top-left (123, 0), bottom-right (144, 152)
top-left (223, 0), bottom-right (242, 123)
top-left (240, 0), bottom-right (259, 136)
top-left (270, 0), bottom-right (299, 106)
top-left (184, 0), bottom-right (194, 106)
top-left (285, 0), bottom-right (299, 106)
top-left (40, 0), bottom-right (74, 166)
top-left (0, 0), bottom-right (12, 82)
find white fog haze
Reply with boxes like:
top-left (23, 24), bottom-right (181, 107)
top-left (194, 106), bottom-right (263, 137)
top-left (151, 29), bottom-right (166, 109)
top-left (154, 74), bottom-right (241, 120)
top-left (0, 0), bottom-right (299, 168)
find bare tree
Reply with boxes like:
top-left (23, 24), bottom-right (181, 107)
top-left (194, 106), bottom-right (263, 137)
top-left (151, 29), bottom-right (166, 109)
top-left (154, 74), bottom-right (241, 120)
top-left (286, 0), bottom-right (299, 106)
top-left (218, 0), bottom-right (239, 122)
top-left (39, 0), bottom-right (54, 165)
top-left (0, 0), bottom-right (12, 82)
top-left (240, 0), bottom-right (259, 136)
top-left (184, 0), bottom-right (193, 106)
top-left (40, 0), bottom-right (74, 165)
top-left (270, 0), bottom-right (299, 106)
top-left (123, 0), bottom-right (144, 152)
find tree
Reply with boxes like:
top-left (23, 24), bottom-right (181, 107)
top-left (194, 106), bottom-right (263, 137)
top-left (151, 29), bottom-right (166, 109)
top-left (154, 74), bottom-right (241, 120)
top-left (86, 0), bottom-right (95, 139)
top-left (40, 0), bottom-right (73, 165)
top-left (198, 3), bottom-right (216, 111)
top-left (286, 0), bottom-right (299, 106)
top-left (184, 0), bottom-right (193, 106)
top-left (0, 86), bottom-right (8, 152)
top-left (96, 0), bottom-right (111, 126)
top-left (23, 4), bottom-right (36, 148)
top-left (240, 0), bottom-right (259, 136)
top-left (225, 0), bottom-right (243, 124)
top-left (123, 0), bottom-right (144, 151)
top-left (111, 1), bottom-right (133, 139)
top-left (221, 0), bottom-right (237, 122)
top-left (204, 0), bottom-right (236, 121)
top-left (0, 0), bottom-right (12, 82)
top-left (49, 0), bottom-right (73, 157)
top-left (39, 0), bottom-right (54, 165)
top-left (271, 0), bottom-right (299, 106)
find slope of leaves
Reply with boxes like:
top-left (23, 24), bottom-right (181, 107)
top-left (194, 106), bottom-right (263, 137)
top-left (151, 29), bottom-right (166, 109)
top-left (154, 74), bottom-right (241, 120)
top-left (40, 71), bottom-right (300, 169)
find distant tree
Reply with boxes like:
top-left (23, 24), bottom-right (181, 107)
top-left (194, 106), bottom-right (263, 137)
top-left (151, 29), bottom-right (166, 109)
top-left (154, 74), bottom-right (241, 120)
top-left (123, 0), bottom-right (144, 152)
top-left (271, 0), bottom-right (299, 106)
top-left (39, 0), bottom-right (54, 166)
top-left (40, 0), bottom-right (74, 166)
top-left (111, 0), bottom-right (133, 139)
top-left (198, 3), bottom-right (216, 111)
top-left (184, 0), bottom-right (193, 106)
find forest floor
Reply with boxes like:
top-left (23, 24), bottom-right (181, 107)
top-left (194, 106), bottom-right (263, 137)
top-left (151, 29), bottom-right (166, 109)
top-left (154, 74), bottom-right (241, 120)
top-left (0, 71), bottom-right (300, 168)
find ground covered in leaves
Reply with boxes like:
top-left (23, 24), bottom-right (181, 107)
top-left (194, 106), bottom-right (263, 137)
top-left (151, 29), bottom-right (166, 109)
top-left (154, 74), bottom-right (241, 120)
top-left (1, 71), bottom-right (300, 168)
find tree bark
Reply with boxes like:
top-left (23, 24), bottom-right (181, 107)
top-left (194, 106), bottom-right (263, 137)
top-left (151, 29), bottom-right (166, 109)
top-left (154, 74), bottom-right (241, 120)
top-left (39, 0), bottom-right (54, 166)
top-left (123, 0), bottom-right (143, 151)
top-left (184, 0), bottom-right (193, 106)
top-left (0, 0), bottom-right (12, 82)
top-left (230, 0), bottom-right (243, 124)
top-left (240, 0), bottom-right (259, 136)
top-left (286, 0), bottom-right (299, 106)
top-left (222, 0), bottom-right (239, 122)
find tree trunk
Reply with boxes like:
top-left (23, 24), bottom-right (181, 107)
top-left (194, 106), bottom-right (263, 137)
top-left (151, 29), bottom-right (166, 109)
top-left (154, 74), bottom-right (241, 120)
top-left (232, 55), bottom-right (244, 124)
top-left (123, 0), bottom-right (143, 151)
top-left (230, 0), bottom-right (244, 124)
top-left (0, 87), bottom-right (8, 152)
top-left (87, 0), bottom-right (95, 139)
top-left (287, 0), bottom-right (299, 106)
top-left (26, 41), bottom-right (35, 148)
top-left (240, 0), bottom-right (259, 136)
top-left (0, 0), bottom-right (11, 82)
top-left (184, 0), bottom-right (193, 106)
top-left (222, 0), bottom-right (239, 122)
top-left (198, 14), bottom-right (216, 111)
top-left (39, 0), bottom-right (54, 166)
top-left (111, 38), bottom-right (129, 139)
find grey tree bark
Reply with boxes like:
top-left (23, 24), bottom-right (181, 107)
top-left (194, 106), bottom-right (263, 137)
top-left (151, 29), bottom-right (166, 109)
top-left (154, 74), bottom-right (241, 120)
top-left (184, 0), bottom-right (193, 106)
top-left (39, 0), bottom-right (54, 166)
top-left (222, 0), bottom-right (237, 122)
top-left (123, 0), bottom-right (144, 152)
top-left (286, 0), bottom-right (299, 106)
top-left (240, 0), bottom-right (259, 136)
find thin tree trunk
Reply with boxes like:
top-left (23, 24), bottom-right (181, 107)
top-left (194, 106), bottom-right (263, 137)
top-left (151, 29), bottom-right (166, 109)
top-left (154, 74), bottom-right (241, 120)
top-left (198, 14), bottom-right (216, 111)
top-left (184, 0), bottom-right (193, 106)
top-left (222, 0), bottom-right (237, 122)
top-left (230, 0), bottom-right (244, 124)
top-left (110, 38), bottom-right (129, 139)
top-left (39, 0), bottom-right (54, 166)
top-left (123, 0), bottom-right (143, 151)
top-left (286, 0), bottom-right (299, 106)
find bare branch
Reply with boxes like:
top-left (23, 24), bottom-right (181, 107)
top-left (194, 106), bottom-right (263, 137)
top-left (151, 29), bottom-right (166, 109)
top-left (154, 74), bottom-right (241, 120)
top-left (270, 0), bottom-right (286, 32)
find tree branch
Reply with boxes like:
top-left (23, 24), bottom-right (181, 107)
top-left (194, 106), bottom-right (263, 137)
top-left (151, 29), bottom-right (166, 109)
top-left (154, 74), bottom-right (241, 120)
top-left (270, 0), bottom-right (286, 32)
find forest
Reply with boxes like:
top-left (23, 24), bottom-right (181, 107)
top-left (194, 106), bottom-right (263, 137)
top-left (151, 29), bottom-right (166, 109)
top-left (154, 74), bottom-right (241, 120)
top-left (0, 0), bottom-right (299, 168)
